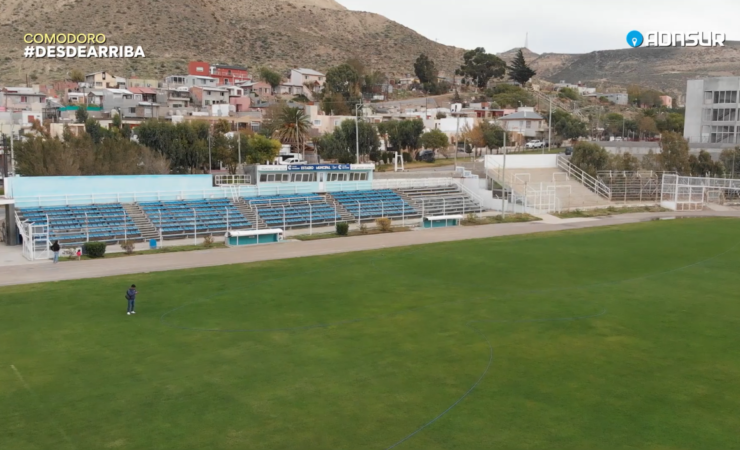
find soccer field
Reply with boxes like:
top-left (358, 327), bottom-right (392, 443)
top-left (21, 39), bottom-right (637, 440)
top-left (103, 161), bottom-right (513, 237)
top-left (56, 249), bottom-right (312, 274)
top-left (2, 218), bottom-right (740, 449)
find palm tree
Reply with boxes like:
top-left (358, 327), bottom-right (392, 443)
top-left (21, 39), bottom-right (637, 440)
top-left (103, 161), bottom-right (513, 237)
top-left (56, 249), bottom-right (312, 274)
top-left (275, 106), bottom-right (311, 157)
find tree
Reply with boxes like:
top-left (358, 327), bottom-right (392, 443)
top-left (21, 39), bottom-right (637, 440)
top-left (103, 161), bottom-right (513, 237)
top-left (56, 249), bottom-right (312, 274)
top-left (603, 113), bottom-right (624, 137)
top-left (570, 141), bottom-right (609, 177)
top-left (338, 119), bottom-right (380, 162)
top-left (420, 129), bottom-right (448, 153)
top-left (719, 147), bottom-right (740, 177)
top-left (397, 119), bottom-right (426, 156)
top-left (455, 47), bottom-right (506, 89)
top-left (69, 69), bottom-right (85, 83)
top-left (689, 150), bottom-right (724, 177)
top-left (486, 84), bottom-right (533, 108)
top-left (659, 131), bottom-right (690, 174)
top-left (274, 106), bottom-right (311, 152)
top-left (641, 150), bottom-right (662, 172)
top-left (507, 49), bottom-right (536, 85)
top-left (414, 54), bottom-right (438, 85)
top-left (638, 115), bottom-right (659, 137)
top-left (75, 105), bottom-right (88, 124)
top-left (258, 67), bottom-right (282, 91)
top-left (549, 110), bottom-right (587, 141)
top-left (315, 132), bottom-right (354, 163)
top-left (325, 64), bottom-right (361, 101)
top-left (609, 152), bottom-right (641, 171)
top-left (558, 87), bottom-right (579, 101)
top-left (321, 92), bottom-right (351, 116)
top-left (246, 134), bottom-right (281, 164)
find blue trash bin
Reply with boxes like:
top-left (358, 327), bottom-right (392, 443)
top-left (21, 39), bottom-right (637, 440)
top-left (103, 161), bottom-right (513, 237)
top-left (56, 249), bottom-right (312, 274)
top-left (149, 239), bottom-right (157, 250)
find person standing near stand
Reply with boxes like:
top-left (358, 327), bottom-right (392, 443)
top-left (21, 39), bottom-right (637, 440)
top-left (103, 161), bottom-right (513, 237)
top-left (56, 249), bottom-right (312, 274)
top-left (125, 285), bottom-right (138, 315)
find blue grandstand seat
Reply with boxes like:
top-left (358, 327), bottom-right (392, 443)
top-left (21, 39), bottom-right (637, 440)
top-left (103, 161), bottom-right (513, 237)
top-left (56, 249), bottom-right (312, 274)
top-left (17, 203), bottom-right (141, 245)
top-left (330, 189), bottom-right (417, 219)
top-left (139, 199), bottom-right (251, 236)
top-left (242, 194), bottom-right (341, 229)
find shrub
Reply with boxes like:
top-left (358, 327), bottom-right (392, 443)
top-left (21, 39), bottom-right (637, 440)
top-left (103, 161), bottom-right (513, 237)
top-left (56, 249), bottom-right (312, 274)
top-left (336, 222), bottom-right (349, 236)
top-left (401, 152), bottom-right (412, 163)
top-left (375, 217), bottom-right (392, 232)
top-left (202, 235), bottom-right (215, 247)
top-left (464, 213), bottom-right (480, 224)
top-left (359, 223), bottom-right (368, 234)
top-left (62, 248), bottom-right (75, 260)
top-left (83, 241), bottom-right (106, 258)
top-left (120, 241), bottom-right (136, 255)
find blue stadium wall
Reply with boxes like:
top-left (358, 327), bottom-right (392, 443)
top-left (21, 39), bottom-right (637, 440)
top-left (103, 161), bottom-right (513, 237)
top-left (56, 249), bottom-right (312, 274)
top-left (7, 175), bottom-right (374, 208)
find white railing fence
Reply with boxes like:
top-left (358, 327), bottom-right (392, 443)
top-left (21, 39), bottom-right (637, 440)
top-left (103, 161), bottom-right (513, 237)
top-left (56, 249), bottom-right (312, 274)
top-left (556, 155), bottom-right (611, 199)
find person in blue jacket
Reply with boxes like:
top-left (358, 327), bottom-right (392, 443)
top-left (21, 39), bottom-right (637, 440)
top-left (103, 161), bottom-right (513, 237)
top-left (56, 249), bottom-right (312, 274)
top-left (125, 285), bottom-right (137, 315)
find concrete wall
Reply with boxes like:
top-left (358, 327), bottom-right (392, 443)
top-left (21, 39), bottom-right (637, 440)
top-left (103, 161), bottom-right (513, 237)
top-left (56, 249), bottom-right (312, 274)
top-left (485, 154), bottom-right (558, 169)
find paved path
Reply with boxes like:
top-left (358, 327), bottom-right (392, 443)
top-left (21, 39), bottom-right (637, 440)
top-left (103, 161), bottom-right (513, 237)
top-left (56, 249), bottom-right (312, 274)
top-left (1, 211), bottom-right (737, 288)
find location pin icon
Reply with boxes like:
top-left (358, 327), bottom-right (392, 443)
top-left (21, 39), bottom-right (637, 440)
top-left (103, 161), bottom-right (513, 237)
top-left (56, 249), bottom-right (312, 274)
top-left (632, 37), bottom-right (638, 46)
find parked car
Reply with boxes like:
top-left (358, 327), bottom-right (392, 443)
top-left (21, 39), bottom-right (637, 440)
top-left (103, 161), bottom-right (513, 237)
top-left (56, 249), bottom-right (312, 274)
top-left (416, 149), bottom-right (435, 162)
top-left (564, 147), bottom-right (573, 156)
top-left (524, 140), bottom-right (544, 149)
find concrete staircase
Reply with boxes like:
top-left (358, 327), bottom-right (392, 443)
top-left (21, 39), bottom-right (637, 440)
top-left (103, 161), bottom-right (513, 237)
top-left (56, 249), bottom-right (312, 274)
top-left (324, 195), bottom-right (355, 223)
top-left (122, 203), bottom-right (158, 240)
top-left (234, 200), bottom-right (266, 229)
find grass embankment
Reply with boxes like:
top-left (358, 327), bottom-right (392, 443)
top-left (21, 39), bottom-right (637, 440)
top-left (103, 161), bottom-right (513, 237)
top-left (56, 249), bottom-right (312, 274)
top-left (462, 213), bottom-right (541, 226)
top-left (554, 205), bottom-right (669, 219)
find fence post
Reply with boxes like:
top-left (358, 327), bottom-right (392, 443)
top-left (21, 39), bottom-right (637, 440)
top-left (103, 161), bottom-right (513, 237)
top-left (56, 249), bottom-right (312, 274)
top-left (357, 201), bottom-right (361, 226)
top-left (380, 199), bottom-right (384, 218)
top-left (193, 208), bottom-right (197, 246)
top-left (85, 212), bottom-right (89, 242)
top-left (124, 214), bottom-right (127, 242)
top-left (283, 205), bottom-right (286, 232)
top-left (226, 207), bottom-right (230, 231)
top-left (159, 209), bottom-right (163, 248)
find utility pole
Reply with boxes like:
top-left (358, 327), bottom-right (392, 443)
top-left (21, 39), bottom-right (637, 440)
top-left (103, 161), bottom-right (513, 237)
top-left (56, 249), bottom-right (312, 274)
top-left (546, 95), bottom-right (552, 154)
top-left (9, 122), bottom-right (14, 176)
top-left (237, 132), bottom-right (242, 165)
top-left (208, 127), bottom-right (212, 174)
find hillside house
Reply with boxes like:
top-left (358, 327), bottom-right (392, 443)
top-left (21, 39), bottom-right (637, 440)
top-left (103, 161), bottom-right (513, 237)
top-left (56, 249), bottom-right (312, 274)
top-left (0, 87), bottom-right (47, 112)
top-left (85, 72), bottom-right (125, 89)
top-left (290, 68), bottom-right (325, 96)
top-left (188, 61), bottom-right (250, 86)
top-left (128, 87), bottom-right (158, 103)
top-left (190, 86), bottom-right (229, 109)
top-left (498, 108), bottom-right (547, 138)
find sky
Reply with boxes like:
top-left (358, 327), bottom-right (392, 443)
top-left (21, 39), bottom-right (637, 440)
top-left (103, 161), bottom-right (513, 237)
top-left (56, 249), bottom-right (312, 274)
top-left (336, 0), bottom-right (740, 54)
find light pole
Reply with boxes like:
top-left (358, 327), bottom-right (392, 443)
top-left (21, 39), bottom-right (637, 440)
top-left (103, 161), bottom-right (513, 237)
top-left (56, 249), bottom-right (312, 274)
top-left (208, 128), bottom-right (212, 174)
top-left (237, 131), bottom-right (242, 166)
top-left (502, 129), bottom-right (508, 219)
top-left (355, 102), bottom-right (362, 163)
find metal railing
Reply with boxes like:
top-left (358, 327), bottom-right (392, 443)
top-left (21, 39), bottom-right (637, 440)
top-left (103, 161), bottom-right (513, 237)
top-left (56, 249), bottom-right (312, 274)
top-left (556, 155), bottom-right (611, 199)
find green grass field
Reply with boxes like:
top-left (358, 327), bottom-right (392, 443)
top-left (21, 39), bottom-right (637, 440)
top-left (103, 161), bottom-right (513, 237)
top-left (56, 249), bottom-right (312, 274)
top-left (2, 218), bottom-right (740, 450)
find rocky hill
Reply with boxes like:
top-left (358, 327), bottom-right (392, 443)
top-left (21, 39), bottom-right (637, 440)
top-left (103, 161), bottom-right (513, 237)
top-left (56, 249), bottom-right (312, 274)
top-left (0, 0), bottom-right (464, 83)
top-left (1, 0), bottom-right (738, 94)
top-left (500, 43), bottom-right (740, 95)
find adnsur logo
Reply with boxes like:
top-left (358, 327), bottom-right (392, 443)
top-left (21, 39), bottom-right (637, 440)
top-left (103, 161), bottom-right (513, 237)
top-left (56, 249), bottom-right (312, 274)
top-left (627, 30), bottom-right (725, 47)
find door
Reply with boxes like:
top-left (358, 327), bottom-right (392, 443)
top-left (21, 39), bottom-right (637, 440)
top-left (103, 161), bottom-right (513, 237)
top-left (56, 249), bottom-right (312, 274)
top-left (318, 172), bottom-right (326, 192)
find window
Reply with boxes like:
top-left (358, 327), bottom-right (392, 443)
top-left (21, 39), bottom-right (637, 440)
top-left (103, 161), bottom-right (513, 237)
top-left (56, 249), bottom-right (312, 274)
top-left (313, 119), bottom-right (321, 126)
top-left (196, 67), bottom-right (204, 72)
top-left (220, 92), bottom-right (224, 97)
top-left (710, 125), bottom-right (736, 143)
top-left (526, 120), bottom-right (532, 129)
top-left (96, 81), bottom-right (102, 87)
top-left (129, 108), bottom-right (136, 114)
top-left (349, 173), bottom-right (367, 181)
top-left (703, 108), bottom-right (712, 121)
top-left (712, 108), bottom-right (737, 121)
top-left (292, 173), bottom-right (317, 182)
top-left (713, 90), bottom-right (738, 104)
top-left (20, 96), bottom-right (28, 103)
top-left (328, 173), bottom-right (350, 182)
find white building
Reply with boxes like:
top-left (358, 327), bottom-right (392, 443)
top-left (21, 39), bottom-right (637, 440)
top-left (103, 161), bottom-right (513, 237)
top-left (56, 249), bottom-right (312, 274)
top-left (684, 77), bottom-right (740, 144)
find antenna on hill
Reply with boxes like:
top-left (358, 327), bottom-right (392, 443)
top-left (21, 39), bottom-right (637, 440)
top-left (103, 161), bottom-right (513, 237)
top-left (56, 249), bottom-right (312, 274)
top-left (525, 32), bottom-right (528, 49)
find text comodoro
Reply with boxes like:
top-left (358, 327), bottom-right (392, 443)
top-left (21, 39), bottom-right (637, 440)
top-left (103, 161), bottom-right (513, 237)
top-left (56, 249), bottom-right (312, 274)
top-left (23, 34), bottom-right (106, 45)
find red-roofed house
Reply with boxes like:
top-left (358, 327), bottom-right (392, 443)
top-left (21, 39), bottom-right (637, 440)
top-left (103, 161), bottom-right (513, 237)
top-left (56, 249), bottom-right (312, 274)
top-left (188, 61), bottom-right (250, 86)
top-left (128, 87), bottom-right (158, 103)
